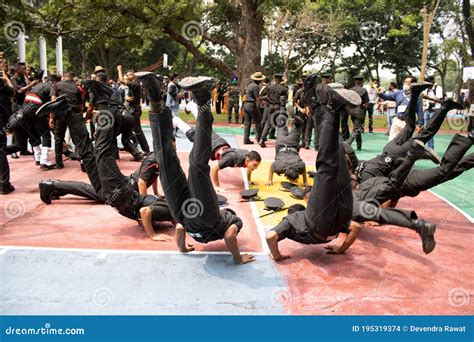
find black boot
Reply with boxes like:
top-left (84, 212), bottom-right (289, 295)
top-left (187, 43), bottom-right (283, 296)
top-left (185, 128), bottom-right (196, 142)
top-left (408, 139), bottom-right (441, 164)
top-left (410, 81), bottom-right (433, 99)
top-left (180, 76), bottom-right (214, 106)
top-left (412, 219), bottom-right (436, 254)
top-left (135, 72), bottom-right (164, 102)
top-left (39, 180), bottom-right (61, 204)
top-left (441, 99), bottom-right (464, 112)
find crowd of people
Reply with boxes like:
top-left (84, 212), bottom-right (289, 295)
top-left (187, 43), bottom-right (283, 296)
top-left (0, 52), bottom-right (473, 263)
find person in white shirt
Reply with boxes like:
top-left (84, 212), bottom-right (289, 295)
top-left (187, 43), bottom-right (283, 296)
top-left (422, 76), bottom-right (443, 149)
top-left (366, 79), bottom-right (379, 134)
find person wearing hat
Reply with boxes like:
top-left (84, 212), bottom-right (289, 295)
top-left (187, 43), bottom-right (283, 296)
top-left (117, 65), bottom-right (150, 154)
top-left (243, 72), bottom-right (265, 144)
top-left (185, 129), bottom-right (262, 192)
top-left (227, 78), bottom-right (240, 123)
top-left (346, 75), bottom-right (369, 151)
top-left (259, 73), bottom-right (288, 148)
top-left (266, 81), bottom-right (362, 260)
top-left (266, 116), bottom-right (308, 187)
top-left (141, 73), bottom-right (254, 264)
top-left (293, 79), bottom-right (307, 147)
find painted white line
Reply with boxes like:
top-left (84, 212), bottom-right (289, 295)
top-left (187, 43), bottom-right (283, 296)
top-left (428, 190), bottom-right (474, 223)
top-left (0, 245), bottom-right (267, 256)
top-left (241, 168), bottom-right (270, 254)
top-left (0, 247), bottom-right (9, 255)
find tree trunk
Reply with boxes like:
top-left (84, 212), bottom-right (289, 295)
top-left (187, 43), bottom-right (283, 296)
top-left (419, 1), bottom-right (440, 82)
top-left (235, 0), bottom-right (264, 94)
top-left (462, 0), bottom-right (474, 59)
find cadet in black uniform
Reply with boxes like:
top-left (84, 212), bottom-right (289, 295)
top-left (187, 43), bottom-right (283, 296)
top-left (141, 73), bottom-right (254, 264)
top-left (0, 68), bottom-right (15, 194)
top-left (117, 65), bottom-right (150, 153)
top-left (266, 82), bottom-right (360, 260)
top-left (49, 71), bottom-right (89, 170)
top-left (347, 75), bottom-right (369, 151)
top-left (266, 116), bottom-right (308, 186)
top-left (8, 76), bottom-right (54, 169)
top-left (185, 129), bottom-right (262, 191)
top-left (259, 73), bottom-right (288, 148)
top-left (356, 134), bottom-right (473, 206)
top-left (243, 72), bottom-right (265, 145)
top-left (76, 75), bottom-right (173, 239)
top-left (357, 84), bottom-right (462, 183)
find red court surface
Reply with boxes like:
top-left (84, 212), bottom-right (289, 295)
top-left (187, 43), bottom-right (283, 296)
top-left (0, 151), bottom-right (261, 252)
top-left (1, 133), bottom-right (473, 315)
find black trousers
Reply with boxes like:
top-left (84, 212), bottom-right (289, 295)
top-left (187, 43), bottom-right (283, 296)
top-left (94, 104), bottom-right (140, 220)
top-left (346, 109), bottom-right (364, 150)
top-left (51, 180), bottom-right (104, 202)
top-left (129, 104), bottom-right (150, 153)
top-left (401, 134), bottom-right (473, 197)
top-left (9, 104), bottom-right (41, 152)
top-left (149, 104), bottom-right (221, 230)
top-left (243, 102), bottom-right (262, 142)
top-left (261, 104), bottom-right (280, 142)
top-left (304, 105), bottom-right (353, 237)
top-left (120, 110), bottom-right (141, 158)
top-left (54, 117), bottom-right (68, 164)
top-left (340, 110), bottom-right (350, 140)
top-left (353, 194), bottom-right (417, 229)
top-left (0, 111), bottom-right (10, 189)
top-left (366, 103), bottom-right (374, 132)
top-left (64, 110), bottom-right (102, 195)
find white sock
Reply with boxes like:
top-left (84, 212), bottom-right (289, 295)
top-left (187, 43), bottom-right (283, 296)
top-left (33, 145), bottom-right (41, 162)
top-left (40, 146), bottom-right (52, 165)
top-left (172, 116), bottom-right (192, 133)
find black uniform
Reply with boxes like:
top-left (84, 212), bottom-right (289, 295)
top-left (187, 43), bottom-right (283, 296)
top-left (50, 80), bottom-right (85, 165)
top-left (188, 129), bottom-right (249, 169)
top-left (126, 80), bottom-right (149, 153)
top-left (273, 124), bottom-right (305, 176)
top-left (358, 100), bottom-right (458, 183)
top-left (149, 92), bottom-right (243, 243)
top-left (130, 152), bottom-right (159, 190)
top-left (261, 82), bottom-right (287, 143)
top-left (346, 85), bottom-right (368, 150)
top-left (357, 134), bottom-right (473, 203)
top-left (24, 82), bottom-right (52, 148)
top-left (243, 81), bottom-right (262, 143)
top-left (0, 79), bottom-right (14, 191)
top-left (270, 89), bottom-right (353, 243)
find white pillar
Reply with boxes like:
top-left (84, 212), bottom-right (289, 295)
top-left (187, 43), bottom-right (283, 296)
top-left (39, 36), bottom-right (47, 75)
top-left (18, 32), bottom-right (26, 63)
top-left (55, 35), bottom-right (63, 76)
